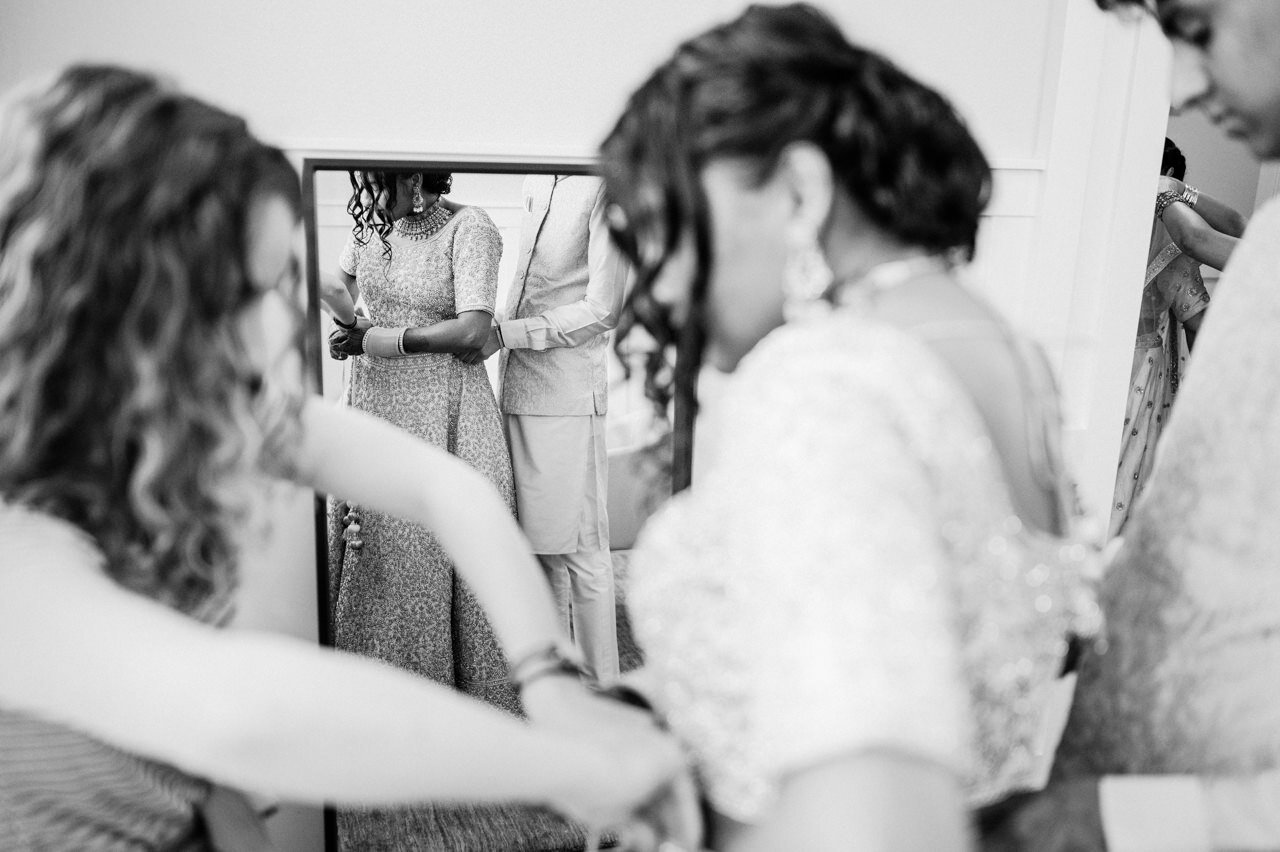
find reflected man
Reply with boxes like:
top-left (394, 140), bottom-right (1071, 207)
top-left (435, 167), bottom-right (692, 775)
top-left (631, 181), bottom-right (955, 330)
top-left (485, 174), bottom-right (627, 683)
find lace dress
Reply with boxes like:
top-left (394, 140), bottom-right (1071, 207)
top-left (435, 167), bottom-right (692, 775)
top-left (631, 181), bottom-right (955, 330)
top-left (628, 308), bottom-right (1100, 825)
top-left (327, 208), bottom-right (579, 850)
top-left (1057, 199), bottom-right (1280, 778)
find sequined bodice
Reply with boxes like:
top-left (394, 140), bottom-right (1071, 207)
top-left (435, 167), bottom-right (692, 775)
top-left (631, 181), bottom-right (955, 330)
top-left (628, 313), bottom-right (1099, 822)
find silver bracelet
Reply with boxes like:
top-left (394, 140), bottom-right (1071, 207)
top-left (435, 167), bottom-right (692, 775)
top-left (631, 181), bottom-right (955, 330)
top-left (396, 327), bottom-right (408, 356)
top-left (1181, 184), bottom-right (1200, 209)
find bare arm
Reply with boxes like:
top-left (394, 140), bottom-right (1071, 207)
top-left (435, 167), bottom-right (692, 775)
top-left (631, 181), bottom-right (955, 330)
top-left (1163, 202), bottom-right (1239, 272)
top-left (402, 309), bottom-right (491, 353)
top-left (726, 751), bottom-right (969, 852)
top-left (0, 538), bottom-right (682, 816)
top-left (319, 268), bottom-right (359, 327)
top-left (292, 398), bottom-right (559, 660)
top-left (1159, 177), bottom-right (1248, 237)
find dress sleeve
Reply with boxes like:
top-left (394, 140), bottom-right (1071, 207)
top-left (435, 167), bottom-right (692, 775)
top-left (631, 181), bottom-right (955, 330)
top-left (704, 333), bottom-right (971, 782)
top-left (451, 209), bottom-right (502, 316)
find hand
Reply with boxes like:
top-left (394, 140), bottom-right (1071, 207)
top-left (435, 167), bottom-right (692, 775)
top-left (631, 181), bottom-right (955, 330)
top-left (480, 327), bottom-right (502, 361)
top-left (1158, 175), bottom-right (1186, 197)
top-left (329, 316), bottom-right (371, 360)
top-left (979, 779), bottom-right (1105, 852)
top-left (525, 676), bottom-right (700, 849)
top-left (455, 347), bottom-right (485, 366)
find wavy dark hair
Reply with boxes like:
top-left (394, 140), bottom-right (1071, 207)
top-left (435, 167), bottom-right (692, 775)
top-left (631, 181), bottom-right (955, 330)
top-left (599, 3), bottom-right (991, 458)
top-left (0, 65), bottom-right (305, 619)
top-left (347, 170), bottom-right (452, 263)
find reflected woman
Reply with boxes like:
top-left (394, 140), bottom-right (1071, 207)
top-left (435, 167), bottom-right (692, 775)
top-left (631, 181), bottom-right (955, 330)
top-left (601, 5), bottom-right (1101, 850)
top-left (323, 173), bottom-right (580, 849)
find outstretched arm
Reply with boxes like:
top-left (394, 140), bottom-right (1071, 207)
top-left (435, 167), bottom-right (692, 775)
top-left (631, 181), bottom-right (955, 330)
top-left (1162, 201), bottom-right (1239, 272)
top-left (319, 268), bottom-right (360, 327)
top-left (0, 524), bottom-right (679, 819)
top-left (292, 398), bottom-right (560, 661)
top-left (1158, 176), bottom-right (1248, 237)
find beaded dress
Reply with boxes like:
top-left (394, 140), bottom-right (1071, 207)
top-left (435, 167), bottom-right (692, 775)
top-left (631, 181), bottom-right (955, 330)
top-left (627, 287), bottom-right (1100, 825)
top-left (327, 206), bottom-right (579, 850)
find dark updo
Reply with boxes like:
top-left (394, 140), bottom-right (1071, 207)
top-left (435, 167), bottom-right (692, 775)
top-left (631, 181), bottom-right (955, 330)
top-left (1162, 137), bottom-right (1187, 181)
top-left (600, 2), bottom-right (991, 458)
top-left (346, 170), bottom-right (453, 262)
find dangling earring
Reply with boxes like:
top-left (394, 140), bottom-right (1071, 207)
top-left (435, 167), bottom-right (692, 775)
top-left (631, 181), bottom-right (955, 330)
top-left (411, 186), bottom-right (425, 214)
top-left (783, 237), bottom-right (833, 321)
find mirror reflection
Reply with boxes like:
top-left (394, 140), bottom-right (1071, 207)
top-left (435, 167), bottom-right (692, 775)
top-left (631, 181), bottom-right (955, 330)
top-left (307, 165), bottom-right (669, 849)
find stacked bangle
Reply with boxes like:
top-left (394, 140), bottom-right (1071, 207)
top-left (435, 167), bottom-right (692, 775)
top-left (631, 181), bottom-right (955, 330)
top-left (360, 326), bottom-right (410, 358)
top-left (509, 641), bottom-right (589, 695)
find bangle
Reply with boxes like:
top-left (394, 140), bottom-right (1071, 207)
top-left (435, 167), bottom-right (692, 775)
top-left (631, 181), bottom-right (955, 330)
top-left (509, 641), bottom-right (588, 694)
top-left (396, 327), bottom-right (408, 356)
top-left (361, 327), bottom-right (408, 358)
top-left (493, 321), bottom-right (506, 349)
top-left (1182, 184), bottom-right (1200, 209)
top-left (1156, 190), bottom-right (1183, 220)
top-left (333, 314), bottom-right (357, 330)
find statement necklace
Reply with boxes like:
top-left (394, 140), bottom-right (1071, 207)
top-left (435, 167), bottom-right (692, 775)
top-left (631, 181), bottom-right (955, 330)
top-left (831, 254), bottom-right (952, 309)
top-left (394, 201), bottom-right (453, 241)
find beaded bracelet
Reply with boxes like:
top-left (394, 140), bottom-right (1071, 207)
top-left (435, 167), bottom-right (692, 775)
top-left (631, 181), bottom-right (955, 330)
top-left (509, 641), bottom-right (589, 695)
top-left (1156, 190), bottom-right (1183, 221)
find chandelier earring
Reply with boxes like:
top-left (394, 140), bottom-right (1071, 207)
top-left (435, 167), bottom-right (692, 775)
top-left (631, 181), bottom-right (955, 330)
top-left (411, 185), bottom-right (426, 214)
top-left (782, 237), bottom-right (834, 322)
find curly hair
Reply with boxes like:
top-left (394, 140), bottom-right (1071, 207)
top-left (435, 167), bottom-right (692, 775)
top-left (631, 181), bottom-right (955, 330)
top-left (599, 2), bottom-right (991, 429)
top-left (0, 65), bottom-right (304, 619)
top-left (346, 170), bottom-right (452, 263)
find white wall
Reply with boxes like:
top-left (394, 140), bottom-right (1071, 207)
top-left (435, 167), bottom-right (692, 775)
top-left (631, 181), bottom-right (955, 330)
top-left (1167, 109), bottom-right (1262, 221)
top-left (0, 1), bottom-right (1172, 848)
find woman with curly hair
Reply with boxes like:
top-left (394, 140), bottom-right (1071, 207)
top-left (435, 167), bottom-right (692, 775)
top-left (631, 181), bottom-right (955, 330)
top-left (599, 5), bottom-right (1101, 849)
top-left (320, 167), bottom-right (561, 849)
top-left (0, 65), bottom-right (684, 851)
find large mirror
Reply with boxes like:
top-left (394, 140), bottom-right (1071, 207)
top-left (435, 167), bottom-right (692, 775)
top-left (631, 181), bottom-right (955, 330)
top-left (301, 158), bottom-right (673, 851)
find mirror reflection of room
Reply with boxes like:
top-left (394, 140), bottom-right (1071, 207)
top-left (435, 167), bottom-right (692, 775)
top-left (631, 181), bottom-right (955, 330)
top-left (1108, 123), bottom-right (1252, 539)
top-left (312, 167), bottom-right (663, 849)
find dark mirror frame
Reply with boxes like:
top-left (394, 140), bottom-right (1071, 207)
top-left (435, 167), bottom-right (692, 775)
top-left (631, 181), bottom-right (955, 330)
top-left (298, 156), bottom-right (688, 852)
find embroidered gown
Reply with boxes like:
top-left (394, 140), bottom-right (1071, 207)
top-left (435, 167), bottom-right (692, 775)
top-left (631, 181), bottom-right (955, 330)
top-left (327, 207), bottom-right (579, 851)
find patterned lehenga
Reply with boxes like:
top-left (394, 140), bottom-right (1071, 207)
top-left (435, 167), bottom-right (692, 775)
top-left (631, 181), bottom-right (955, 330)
top-left (328, 208), bottom-right (579, 850)
top-left (627, 304), bottom-right (1101, 828)
top-left (1108, 201), bottom-right (1211, 539)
